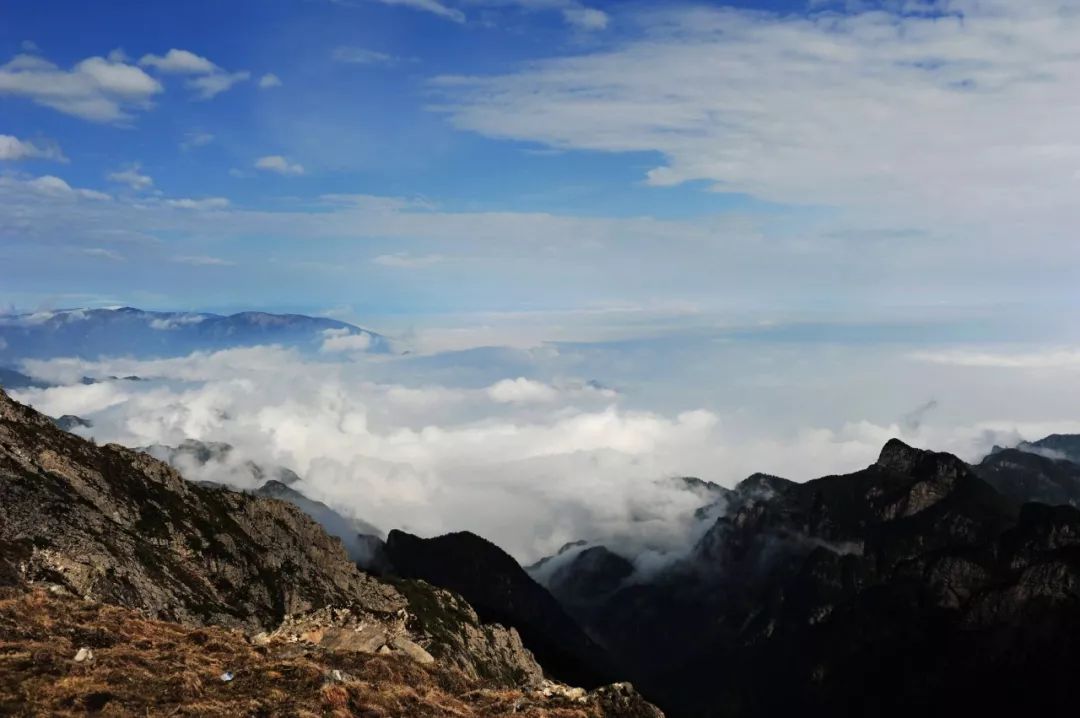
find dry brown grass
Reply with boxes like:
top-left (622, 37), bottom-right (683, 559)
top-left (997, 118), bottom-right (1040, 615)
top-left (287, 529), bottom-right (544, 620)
top-left (0, 589), bottom-right (619, 717)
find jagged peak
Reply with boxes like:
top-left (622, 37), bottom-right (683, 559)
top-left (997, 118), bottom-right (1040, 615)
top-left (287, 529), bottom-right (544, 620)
top-left (876, 438), bottom-right (926, 472)
top-left (735, 472), bottom-right (793, 495)
top-left (876, 438), bottom-right (971, 485)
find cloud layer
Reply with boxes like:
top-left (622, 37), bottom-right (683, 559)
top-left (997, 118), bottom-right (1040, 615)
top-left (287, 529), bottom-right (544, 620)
top-left (14, 334), bottom-right (1080, 564)
top-left (435, 0), bottom-right (1080, 232)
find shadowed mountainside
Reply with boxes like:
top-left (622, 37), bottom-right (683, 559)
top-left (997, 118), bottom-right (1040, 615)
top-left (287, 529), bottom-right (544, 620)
top-left (384, 529), bottom-right (619, 690)
top-left (535, 438), bottom-right (1080, 717)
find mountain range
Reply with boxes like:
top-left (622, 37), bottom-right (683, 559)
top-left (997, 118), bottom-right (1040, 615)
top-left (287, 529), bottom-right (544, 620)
top-left (0, 306), bottom-right (389, 362)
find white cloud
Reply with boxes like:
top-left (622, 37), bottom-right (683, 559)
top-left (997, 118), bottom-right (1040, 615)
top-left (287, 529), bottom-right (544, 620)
top-left (170, 254), bottom-right (234, 266)
top-left (258, 73), bottom-right (282, 88)
top-left (137, 48), bottom-right (248, 99)
top-left (106, 165), bottom-right (153, 191)
top-left (187, 70), bottom-right (250, 99)
top-left (149, 314), bottom-right (207, 330)
top-left (331, 47), bottom-right (401, 66)
top-left (18, 342), bottom-right (1080, 564)
top-left (80, 247), bottom-right (125, 262)
top-left (13, 382), bottom-right (131, 418)
top-left (138, 49), bottom-right (216, 74)
top-left (370, 0), bottom-right (465, 23)
top-left (561, 6), bottom-right (607, 30)
top-left (0, 52), bottom-right (162, 122)
top-left (910, 348), bottom-right (1080, 370)
top-left (487, 377), bottom-right (560, 404)
top-left (0, 165), bottom-right (1073, 321)
top-left (254, 155), bottom-right (305, 175)
top-left (180, 132), bottom-right (214, 150)
top-left (27, 175), bottom-right (110, 200)
top-left (163, 197), bottom-right (230, 210)
top-left (433, 1), bottom-right (1080, 231)
top-left (320, 328), bottom-right (373, 353)
top-left (372, 252), bottom-right (445, 268)
top-left (0, 134), bottom-right (66, 162)
top-left (462, 0), bottom-right (607, 29)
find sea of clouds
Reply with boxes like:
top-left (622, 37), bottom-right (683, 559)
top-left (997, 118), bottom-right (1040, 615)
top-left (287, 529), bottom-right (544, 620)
top-left (12, 335), bottom-right (1080, 565)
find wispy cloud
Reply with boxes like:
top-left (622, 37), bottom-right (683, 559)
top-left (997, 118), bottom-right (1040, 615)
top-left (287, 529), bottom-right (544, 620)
top-left (106, 164), bottom-right (153, 191)
top-left (372, 252), bottom-right (445, 268)
top-left (254, 155), bottom-right (305, 175)
top-left (369, 0), bottom-right (465, 23)
top-left (332, 47), bottom-right (405, 66)
top-left (80, 247), bottom-right (125, 262)
top-left (0, 134), bottom-right (66, 162)
top-left (139, 48), bottom-right (249, 99)
top-left (170, 254), bottom-right (235, 266)
top-left (163, 197), bottom-right (230, 210)
top-left (462, 0), bottom-right (608, 30)
top-left (187, 70), bottom-right (250, 99)
top-left (433, 1), bottom-right (1080, 230)
top-left (319, 327), bottom-right (373, 353)
top-left (180, 132), bottom-right (214, 150)
top-left (910, 348), bottom-right (1080, 369)
top-left (560, 6), bottom-right (607, 30)
top-left (258, 73), bottom-right (282, 88)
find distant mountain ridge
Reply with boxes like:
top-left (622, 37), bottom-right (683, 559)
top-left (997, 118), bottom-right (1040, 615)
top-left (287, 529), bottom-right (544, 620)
top-left (0, 306), bottom-right (389, 361)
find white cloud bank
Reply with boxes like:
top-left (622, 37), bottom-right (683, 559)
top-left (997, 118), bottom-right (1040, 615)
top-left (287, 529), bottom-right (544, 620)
top-left (0, 52), bottom-right (161, 122)
top-left (13, 341), bottom-right (1080, 564)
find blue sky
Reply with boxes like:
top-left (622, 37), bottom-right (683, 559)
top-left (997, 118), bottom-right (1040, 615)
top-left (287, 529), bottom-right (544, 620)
top-left (2, 0), bottom-right (1080, 346)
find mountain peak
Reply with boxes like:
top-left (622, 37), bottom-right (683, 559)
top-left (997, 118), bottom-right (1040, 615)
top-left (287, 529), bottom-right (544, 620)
top-left (876, 438), bottom-right (971, 486)
top-left (876, 438), bottom-right (921, 472)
